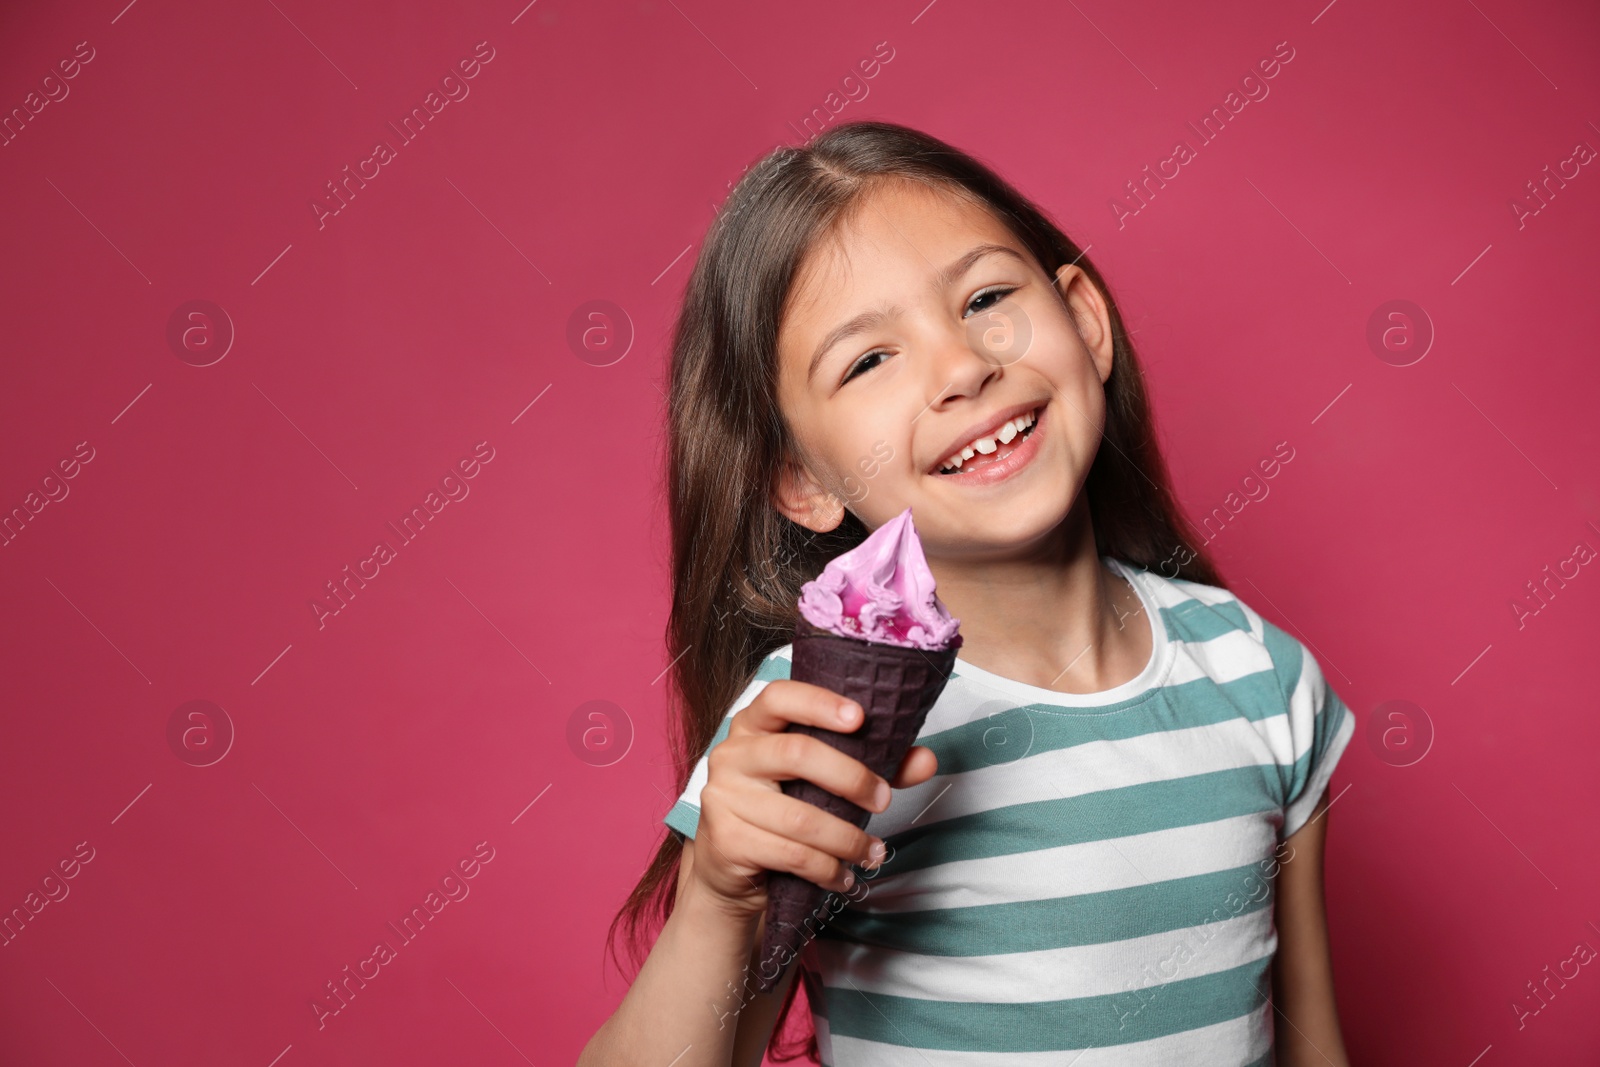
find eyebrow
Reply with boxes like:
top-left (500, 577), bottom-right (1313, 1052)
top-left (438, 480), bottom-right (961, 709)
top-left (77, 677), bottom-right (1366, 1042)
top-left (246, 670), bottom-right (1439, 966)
top-left (805, 243), bottom-right (1029, 383)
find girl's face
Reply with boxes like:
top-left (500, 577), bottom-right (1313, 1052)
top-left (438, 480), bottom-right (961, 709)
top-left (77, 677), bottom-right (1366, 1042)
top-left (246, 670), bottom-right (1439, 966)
top-left (772, 180), bottom-right (1117, 563)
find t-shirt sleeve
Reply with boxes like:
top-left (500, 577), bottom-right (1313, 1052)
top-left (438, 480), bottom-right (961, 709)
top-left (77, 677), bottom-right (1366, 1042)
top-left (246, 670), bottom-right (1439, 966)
top-left (662, 649), bottom-right (793, 841)
top-left (1277, 635), bottom-right (1355, 841)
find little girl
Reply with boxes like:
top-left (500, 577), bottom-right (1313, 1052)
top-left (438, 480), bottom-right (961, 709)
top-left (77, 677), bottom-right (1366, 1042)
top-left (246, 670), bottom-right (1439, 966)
top-left (581, 120), bottom-right (1354, 1067)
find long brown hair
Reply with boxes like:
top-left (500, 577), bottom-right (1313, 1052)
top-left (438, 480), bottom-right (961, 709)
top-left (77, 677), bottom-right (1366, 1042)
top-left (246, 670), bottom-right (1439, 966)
top-left (607, 119), bottom-right (1224, 1062)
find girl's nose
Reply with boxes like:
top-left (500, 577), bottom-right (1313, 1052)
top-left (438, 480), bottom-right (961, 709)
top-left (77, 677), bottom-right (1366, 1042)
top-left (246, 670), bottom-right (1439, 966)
top-left (925, 308), bottom-right (1023, 403)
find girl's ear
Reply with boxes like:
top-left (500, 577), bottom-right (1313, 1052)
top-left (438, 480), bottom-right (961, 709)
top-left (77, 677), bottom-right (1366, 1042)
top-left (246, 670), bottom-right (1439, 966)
top-left (772, 456), bottom-right (846, 534)
top-left (1053, 264), bottom-right (1116, 385)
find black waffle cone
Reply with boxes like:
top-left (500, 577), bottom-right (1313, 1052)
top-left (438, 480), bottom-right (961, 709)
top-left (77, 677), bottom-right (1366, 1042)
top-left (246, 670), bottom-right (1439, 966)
top-left (751, 617), bottom-right (960, 993)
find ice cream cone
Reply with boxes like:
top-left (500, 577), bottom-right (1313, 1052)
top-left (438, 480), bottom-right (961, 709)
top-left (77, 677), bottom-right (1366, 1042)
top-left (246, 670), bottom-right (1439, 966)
top-left (752, 616), bottom-right (960, 993)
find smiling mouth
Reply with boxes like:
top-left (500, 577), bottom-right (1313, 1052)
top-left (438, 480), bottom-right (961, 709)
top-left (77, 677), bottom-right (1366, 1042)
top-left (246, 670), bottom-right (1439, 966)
top-left (935, 405), bottom-right (1042, 475)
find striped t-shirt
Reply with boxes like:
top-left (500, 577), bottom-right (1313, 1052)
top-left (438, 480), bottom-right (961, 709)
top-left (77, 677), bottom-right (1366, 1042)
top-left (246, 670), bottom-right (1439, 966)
top-left (663, 557), bottom-right (1355, 1065)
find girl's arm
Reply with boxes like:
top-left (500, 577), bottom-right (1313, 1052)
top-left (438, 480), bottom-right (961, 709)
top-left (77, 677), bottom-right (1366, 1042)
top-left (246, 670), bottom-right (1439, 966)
top-left (578, 836), bottom-right (794, 1067)
top-left (1271, 785), bottom-right (1352, 1067)
top-left (582, 680), bottom-right (908, 1066)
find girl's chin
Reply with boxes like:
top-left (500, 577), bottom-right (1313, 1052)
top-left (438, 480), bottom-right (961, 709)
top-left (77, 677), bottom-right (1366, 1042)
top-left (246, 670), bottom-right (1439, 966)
top-left (914, 493), bottom-right (1079, 554)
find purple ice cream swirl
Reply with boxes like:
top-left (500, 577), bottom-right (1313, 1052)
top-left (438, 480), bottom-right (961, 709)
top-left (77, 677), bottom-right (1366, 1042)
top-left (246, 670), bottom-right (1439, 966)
top-left (797, 507), bottom-right (961, 650)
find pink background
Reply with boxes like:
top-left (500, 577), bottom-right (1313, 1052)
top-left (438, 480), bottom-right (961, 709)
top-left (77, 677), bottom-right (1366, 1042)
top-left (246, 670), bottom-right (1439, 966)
top-left (2, 0), bottom-right (1597, 1063)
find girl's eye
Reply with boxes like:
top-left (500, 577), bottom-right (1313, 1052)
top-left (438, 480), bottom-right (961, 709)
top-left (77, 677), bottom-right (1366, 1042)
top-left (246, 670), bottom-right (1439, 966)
top-left (839, 287), bottom-right (1017, 385)
top-left (965, 286), bottom-right (1017, 317)
top-left (842, 349), bottom-right (889, 384)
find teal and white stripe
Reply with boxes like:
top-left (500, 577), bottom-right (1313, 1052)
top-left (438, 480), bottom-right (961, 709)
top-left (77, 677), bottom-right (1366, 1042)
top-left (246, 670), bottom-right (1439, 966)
top-left (663, 557), bottom-right (1354, 1064)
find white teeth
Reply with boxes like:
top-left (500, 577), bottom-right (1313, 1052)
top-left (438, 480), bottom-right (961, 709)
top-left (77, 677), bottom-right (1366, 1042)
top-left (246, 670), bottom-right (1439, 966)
top-left (938, 407), bottom-right (1039, 472)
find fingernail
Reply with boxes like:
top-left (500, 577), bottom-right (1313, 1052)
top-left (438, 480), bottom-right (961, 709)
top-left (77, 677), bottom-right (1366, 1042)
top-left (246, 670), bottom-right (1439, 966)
top-left (839, 702), bottom-right (859, 724)
top-left (874, 781), bottom-right (891, 810)
top-left (868, 839), bottom-right (887, 865)
top-left (842, 871), bottom-right (855, 889)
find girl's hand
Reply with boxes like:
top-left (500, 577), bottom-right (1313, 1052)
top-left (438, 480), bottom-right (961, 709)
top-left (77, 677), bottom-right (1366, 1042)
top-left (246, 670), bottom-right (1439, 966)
top-left (686, 679), bottom-right (939, 920)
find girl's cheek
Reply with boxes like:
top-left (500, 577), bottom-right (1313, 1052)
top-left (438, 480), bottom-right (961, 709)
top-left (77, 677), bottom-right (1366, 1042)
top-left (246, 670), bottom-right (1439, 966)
top-left (840, 437), bottom-right (896, 503)
top-left (857, 441), bottom-right (896, 476)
